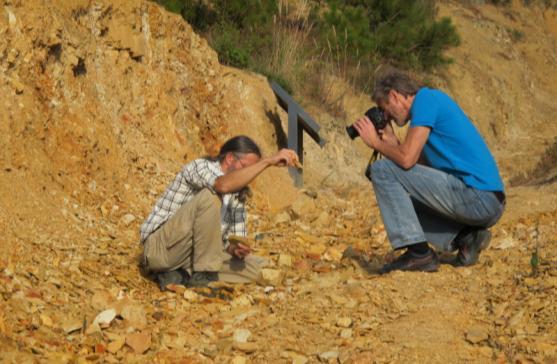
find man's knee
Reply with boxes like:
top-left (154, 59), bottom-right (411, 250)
top-left (142, 240), bottom-right (170, 273)
top-left (369, 159), bottom-right (396, 181)
top-left (195, 188), bottom-right (221, 211)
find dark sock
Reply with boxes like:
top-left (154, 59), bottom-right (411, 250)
top-left (408, 242), bottom-right (430, 255)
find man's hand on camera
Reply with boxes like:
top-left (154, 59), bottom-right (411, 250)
top-left (266, 149), bottom-right (300, 168)
top-left (354, 116), bottom-right (380, 149)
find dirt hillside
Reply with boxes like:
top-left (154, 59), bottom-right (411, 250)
top-left (0, 0), bottom-right (556, 363)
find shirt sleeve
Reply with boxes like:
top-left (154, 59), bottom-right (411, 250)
top-left (410, 89), bottom-right (438, 129)
top-left (181, 159), bottom-right (223, 192)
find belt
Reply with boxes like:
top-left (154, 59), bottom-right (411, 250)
top-left (493, 191), bottom-right (506, 204)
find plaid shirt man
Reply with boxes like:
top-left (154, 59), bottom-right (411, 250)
top-left (140, 158), bottom-right (247, 246)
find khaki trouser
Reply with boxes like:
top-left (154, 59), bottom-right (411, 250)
top-left (142, 189), bottom-right (266, 283)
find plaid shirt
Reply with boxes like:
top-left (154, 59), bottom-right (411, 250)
top-left (140, 158), bottom-right (247, 246)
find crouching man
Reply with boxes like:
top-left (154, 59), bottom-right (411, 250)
top-left (140, 135), bottom-right (299, 290)
top-left (353, 68), bottom-right (505, 274)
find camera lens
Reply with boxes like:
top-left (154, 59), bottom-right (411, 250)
top-left (345, 125), bottom-right (359, 139)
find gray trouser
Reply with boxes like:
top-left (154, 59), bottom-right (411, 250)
top-left (142, 189), bottom-right (266, 283)
top-left (369, 159), bottom-right (505, 251)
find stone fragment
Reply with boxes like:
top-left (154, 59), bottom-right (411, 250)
top-left (62, 319), bottom-right (83, 334)
top-left (120, 304), bottom-right (147, 330)
top-left (261, 269), bottom-right (282, 286)
top-left (297, 232), bottom-right (325, 245)
top-left (95, 343), bottom-right (106, 354)
top-left (294, 259), bottom-right (312, 272)
top-left (336, 317), bottom-right (352, 328)
top-left (281, 351), bottom-right (309, 364)
top-left (125, 331), bottom-right (151, 354)
top-left (308, 243), bottom-right (328, 257)
top-left (323, 247), bottom-right (343, 262)
top-left (340, 329), bottom-right (352, 338)
top-left (200, 344), bottom-right (218, 358)
top-left (166, 284), bottom-right (186, 294)
top-left (314, 211), bottom-right (330, 226)
top-left (91, 290), bottom-right (114, 310)
top-left (466, 326), bottom-right (489, 344)
top-left (290, 196), bottom-right (316, 218)
top-left (233, 329), bottom-right (251, 343)
top-left (233, 342), bottom-right (258, 353)
top-left (231, 294), bottom-right (252, 307)
top-left (40, 314), bottom-right (53, 327)
top-left (107, 336), bottom-right (125, 354)
top-left (278, 254), bottom-right (292, 267)
top-left (545, 276), bottom-right (557, 288)
top-left (183, 290), bottom-right (199, 302)
top-left (6, 8), bottom-right (16, 29)
top-left (120, 213), bottom-right (136, 226)
top-left (10, 79), bottom-right (24, 94)
top-left (231, 356), bottom-right (247, 364)
top-left (292, 354), bottom-right (309, 364)
top-left (93, 308), bottom-right (116, 328)
top-left (273, 211), bottom-right (291, 225)
top-left (494, 237), bottom-right (518, 250)
top-left (318, 351), bottom-right (339, 361)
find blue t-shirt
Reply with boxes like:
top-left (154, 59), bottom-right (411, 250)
top-left (410, 88), bottom-right (504, 192)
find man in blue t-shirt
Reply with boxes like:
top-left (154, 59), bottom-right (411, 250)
top-left (352, 68), bottom-right (505, 274)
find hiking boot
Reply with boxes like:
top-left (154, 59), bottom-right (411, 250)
top-left (157, 269), bottom-right (188, 291)
top-left (185, 271), bottom-right (219, 288)
top-left (379, 248), bottom-right (439, 274)
top-left (453, 228), bottom-right (492, 267)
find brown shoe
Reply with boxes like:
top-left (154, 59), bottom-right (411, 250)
top-left (379, 249), bottom-right (439, 274)
top-left (453, 229), bottom-right (491, 267)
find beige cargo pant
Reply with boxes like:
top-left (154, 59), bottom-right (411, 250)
top-left (142, 188), bottom-right (267, 283)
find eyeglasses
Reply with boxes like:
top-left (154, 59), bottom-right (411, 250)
top-left (233, 153), bottom-right (248, 168)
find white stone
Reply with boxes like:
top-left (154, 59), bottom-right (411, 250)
top-left (93, 308), bottom-right (116, 327)
top-left (120, 213), bottom-right (136, 226)
top-left (336, 317), bottom-right (352, 328)
top-left (318, 351), bottom-right (339, 361)
top-left (233, 328), bottom-right (251, 343)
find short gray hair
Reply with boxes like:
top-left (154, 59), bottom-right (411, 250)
top-left (372, 67), bottom-right (421, 103)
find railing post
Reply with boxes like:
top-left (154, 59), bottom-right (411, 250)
top-left (271, 82), bottom-right (326, 187)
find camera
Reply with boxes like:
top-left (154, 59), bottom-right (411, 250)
top-left (345, 106), bottom-right (388, 140)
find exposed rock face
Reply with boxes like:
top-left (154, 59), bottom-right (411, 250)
top-left (1, 2), bottom-right (231, 229)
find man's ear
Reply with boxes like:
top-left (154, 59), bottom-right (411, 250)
top-left (223, 152), bottom-right (235, 167)
top-left (389, 89), bottom-right (402, 103)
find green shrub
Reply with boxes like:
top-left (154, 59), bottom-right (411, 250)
top-left (211, 24), bottom-right (250, 68)
top-left (155, 0), bottom-right (185, 14)
top-left (485, 0), bottom-right (512, 5)
top-left (509, 28), bottom-right (524, 42)
top-left (154, 0), bottom-right (461, 98)
top-left (319, 0), bottom-right (460, 71)
top-left (256, 68), bottom-right (294, 94)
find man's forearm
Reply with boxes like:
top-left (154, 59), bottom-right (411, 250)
top-left (375, 141), bottom-right (418, 170)
top-left (214, 158), bottom-right (272, 193)
top-left (374, 126), bottom-right (429, 170)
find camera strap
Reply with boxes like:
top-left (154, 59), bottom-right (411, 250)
top-left (368, 149), bottom-right (380, 165)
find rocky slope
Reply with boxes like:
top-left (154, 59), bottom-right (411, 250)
top-left (0, 0), bottom-right (556, 363)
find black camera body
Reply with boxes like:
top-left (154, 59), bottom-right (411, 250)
top-left (345, 106), bottom-right (388, 140)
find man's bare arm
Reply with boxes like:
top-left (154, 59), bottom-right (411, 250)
top-left (353, 117), bottom-right (430, 170)
top-left (214, 149), bottom-right (299, 193)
